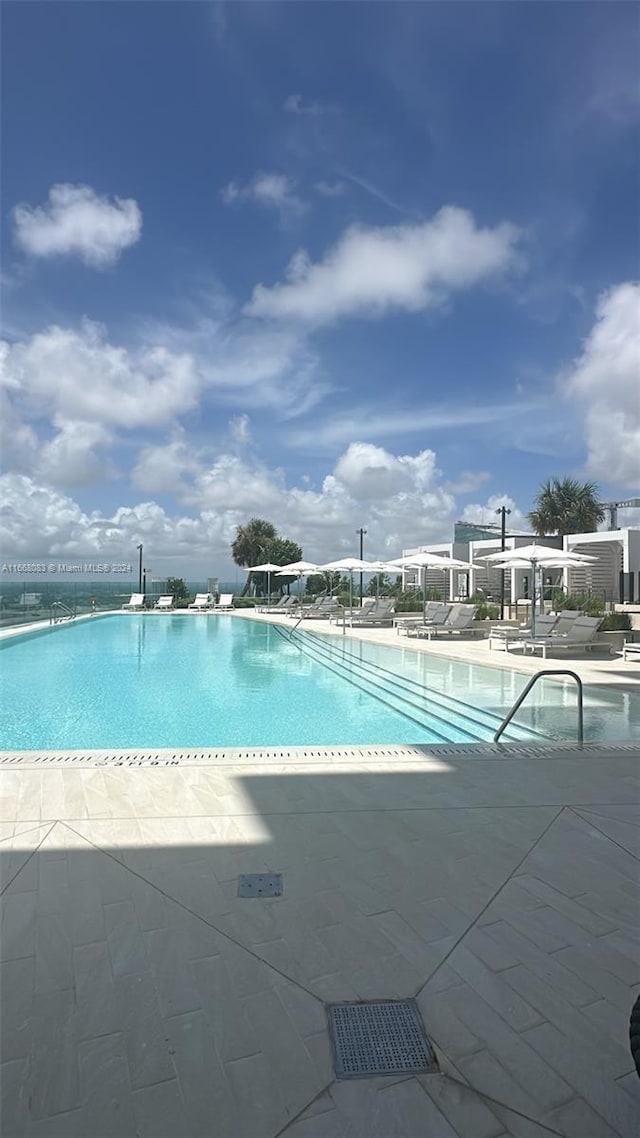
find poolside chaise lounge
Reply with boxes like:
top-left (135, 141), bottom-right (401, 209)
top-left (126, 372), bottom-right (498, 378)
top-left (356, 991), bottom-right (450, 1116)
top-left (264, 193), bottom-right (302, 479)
top-left (295, 597), bottom-right (344, 620)
top-left (122, 593), bottom-right (145, 611)
top-left (153, 595), bottom-right (174, 611)
top-left (490, 611), bottom-right (581, 652)
top-left (403, 604), bottom-right (455, 638)
top-left (348, 598), bottom-right (396, 627)
top-left (395, 601), bottom-right (449, 634)
top-left (406, 604), bottom-right (480, 640)
top-left (257, 595), bottom-right (298, 613)
top-left (523, 616), bottom-right (606, 658)
top-left (622, 641), bottom-right (640, 662)
top-left (188, 593), bottom-right (213, 610)
top-left (214, 593), bottom-right (234, 610)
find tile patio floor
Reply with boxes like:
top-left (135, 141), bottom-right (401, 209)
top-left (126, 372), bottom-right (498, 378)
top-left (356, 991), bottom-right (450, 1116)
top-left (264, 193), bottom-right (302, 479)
top-left (1, 742), bottom-right (639, 1137)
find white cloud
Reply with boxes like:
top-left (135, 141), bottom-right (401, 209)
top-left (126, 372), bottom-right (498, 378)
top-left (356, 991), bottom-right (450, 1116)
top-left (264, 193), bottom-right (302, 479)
top-left (562, 282), bottom-right (640, 488)
top-left (38, 419), bottom-right (114, 488)
top-left (221, 172), bottom-right (306, 219)
top-left (286, 400), bottom-right (536, 451)
top-left (0, 439), bottom-right (479, 575)
top-left (131, 436), bottom-right (200, 495)
top-left (247, 206), bottom-right (522, 324)
top-left (13, 183), bottom-right (142, 268)
top-left (229, 413), bottom-right (250, 445)
top-left (444, 470), bottom-right (491, 495)
top-left (2, 321), bottom-right (200, 429)
top-left (461, 494), bottom-right (527, 533)
top-left (283, 94), bottom-right (327, 116)
top-left (315, 181), bottom-right (346, 197)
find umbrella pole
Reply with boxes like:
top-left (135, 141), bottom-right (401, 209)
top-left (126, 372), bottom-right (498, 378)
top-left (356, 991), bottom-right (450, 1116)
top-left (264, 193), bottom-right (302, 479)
top-left (531, 560), bottom-right (536, 639)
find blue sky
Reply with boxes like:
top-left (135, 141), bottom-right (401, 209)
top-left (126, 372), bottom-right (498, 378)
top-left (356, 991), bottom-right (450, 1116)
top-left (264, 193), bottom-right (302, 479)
top-left (2, 2), bottom-right (639, 577)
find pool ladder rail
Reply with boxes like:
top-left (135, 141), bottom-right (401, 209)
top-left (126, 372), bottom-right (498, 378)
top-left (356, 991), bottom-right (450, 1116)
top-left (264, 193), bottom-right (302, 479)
top-left (494, 669), bottom-right (584, 744)
top-left (50, 601), bottom-right (76, 625)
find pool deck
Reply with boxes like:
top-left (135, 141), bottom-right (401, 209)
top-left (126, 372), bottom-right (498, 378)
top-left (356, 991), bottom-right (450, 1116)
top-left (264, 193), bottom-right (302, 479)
top-left (1, 612), bottom-right (639, 1136)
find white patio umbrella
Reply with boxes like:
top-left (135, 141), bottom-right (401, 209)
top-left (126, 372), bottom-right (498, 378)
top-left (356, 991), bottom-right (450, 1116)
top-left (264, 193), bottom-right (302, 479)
top-left (365, 560), bottom-right (402, 600)
top-left (275, 560), bottom-right (322, 600)
top-left (244, 561), bottom-right (284, 607)
top-left (389, 551), bottom-right (474, 620)
top-left (319, 557), bottom-right (375, 611)
top-left (479, 544), bottom-right (597, 637)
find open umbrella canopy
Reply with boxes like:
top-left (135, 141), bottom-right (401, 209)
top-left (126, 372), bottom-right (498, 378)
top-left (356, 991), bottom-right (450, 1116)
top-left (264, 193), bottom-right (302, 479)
top-left (389, 552), bottom-right (472, 569)
top-left (480, 543), bottom-right (596, 565)
top-left (319, 557), bottom-right (375, 572)
top-left (276, 560), bottom-right (322, 574)
top-left (478, 544), bottom-right (596, 637)
top-left (244, 562), bottom-right (285, 573)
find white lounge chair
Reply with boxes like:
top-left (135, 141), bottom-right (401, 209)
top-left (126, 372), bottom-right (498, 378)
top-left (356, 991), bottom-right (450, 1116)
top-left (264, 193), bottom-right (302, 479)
top-left (214, 593), bottom-right (234, 610)
top-left (524, 616), bottom-right (605, 658)
top-left (404, 604), bottom-right (456, 638)
top-left (622, 641), bottom-right (640, 662)
top-left (188, 593), bottom-right (213, 610)
top-left (153, 595), bottom-right (174, 611)
top-left (422, 604), bottom-right (478, 639)
top-left (349, 599), bottom-right (396, 627)
top-left (505, 611), bottom-right (586, 653)
top-left (122, 593), bottom-right (145, 611)
top-left (297, 597), bottom-right (344, 620)
top-left (257, 595), bottom-right (298, 613)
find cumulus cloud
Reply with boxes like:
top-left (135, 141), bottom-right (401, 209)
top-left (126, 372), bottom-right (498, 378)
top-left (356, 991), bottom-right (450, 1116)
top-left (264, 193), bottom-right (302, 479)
top-left (247, 206), bottom-right (521, 325)
top-left (461, 494), bottom-right (527, 532)
top-left (2, 321), bottom-right (200, 429)
top-left (13, 183), bottom-right (142, 268)
top-left (561, 282), bottom-right (640, 488)
top-left (38, 419), bottom-right (114, 488)
top-left (221, 172), bottom-right (306, 219)
top-left (0, 439), bottom-right (464, 573)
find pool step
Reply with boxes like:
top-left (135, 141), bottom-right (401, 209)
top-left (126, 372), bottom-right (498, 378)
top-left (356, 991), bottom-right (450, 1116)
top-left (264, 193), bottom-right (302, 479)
top-left (280, 629), bottom-right (486, 743)
top-left (288, 628), bottom-right (548, 744)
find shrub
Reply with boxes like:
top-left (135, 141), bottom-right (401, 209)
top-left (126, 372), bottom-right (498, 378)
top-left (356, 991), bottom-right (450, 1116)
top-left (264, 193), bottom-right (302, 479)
top-left (598, 613), bottom-right (632, 632)
top-left (551, 591), bottom-right (604, 616)
top-left (474, 602), bottom-right (500, 620)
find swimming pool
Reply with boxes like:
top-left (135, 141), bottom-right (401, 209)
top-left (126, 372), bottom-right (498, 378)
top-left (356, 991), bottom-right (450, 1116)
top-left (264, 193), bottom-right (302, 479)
top-left (1, 615), bottom-right (638, 750)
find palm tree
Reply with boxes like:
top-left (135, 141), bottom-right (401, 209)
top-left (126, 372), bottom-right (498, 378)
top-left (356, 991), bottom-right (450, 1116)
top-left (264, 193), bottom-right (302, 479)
top-left (231, 518), bottom-right (277, 595)
top-left (527, 478), bottom-right (605, 536)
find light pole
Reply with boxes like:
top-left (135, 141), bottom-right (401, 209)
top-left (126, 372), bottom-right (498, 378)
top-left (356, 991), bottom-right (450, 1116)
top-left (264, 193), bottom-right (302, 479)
top-left (137, 544), bottom-right (143, 594)
top-left (356, 527), bottom-right (367, 603)
top-left (495, 507), bottom-right (511, 619)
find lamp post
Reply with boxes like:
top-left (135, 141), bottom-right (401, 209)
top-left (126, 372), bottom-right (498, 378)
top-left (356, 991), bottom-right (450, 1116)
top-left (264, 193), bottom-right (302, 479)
top-left (495, 507), bottom-right (511, 619)
top-left (356, 527), bottom-right (367, 603)
top-left (137, 544), bottom-right (143, 593)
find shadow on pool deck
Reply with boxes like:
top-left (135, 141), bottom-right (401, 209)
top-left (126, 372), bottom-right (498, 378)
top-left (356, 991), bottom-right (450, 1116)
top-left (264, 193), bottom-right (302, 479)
top-left (1, 754), bottom-right (639, 1137)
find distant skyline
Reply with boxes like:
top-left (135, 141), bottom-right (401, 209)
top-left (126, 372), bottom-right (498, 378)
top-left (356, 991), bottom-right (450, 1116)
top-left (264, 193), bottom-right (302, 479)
top-left (2, 2), bottom-right (639, 576)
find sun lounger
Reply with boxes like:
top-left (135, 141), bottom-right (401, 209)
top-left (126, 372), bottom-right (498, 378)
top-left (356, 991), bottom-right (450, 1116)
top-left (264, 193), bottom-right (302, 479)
top-left (188, 593), bottom-right (213, 610)
top-left (214, 593), bottom-right (234, 610)
top-left (623, 641), bottom-right (640, 662)
top-left (417, 604), bottom-right (478, 639)
top-left (297, 597), bottom-right (344, 620)
top-left (404, 604), bottom-right (458, 638)
top-left (153, 595), bottom-right (174, 611)
top-left (349, 599), bottom-right (396, 627)
top-left (523, 616), bottom-right (605, 658)
top-left (122, 593), bottom-right (145, 611)
top-left (257, 595), bottom-right (298, 613)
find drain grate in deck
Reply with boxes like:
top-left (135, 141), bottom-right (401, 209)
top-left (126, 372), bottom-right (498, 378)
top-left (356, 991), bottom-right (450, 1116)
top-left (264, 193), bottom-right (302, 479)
top-left (237, 873), bottom-right (282, 898)
top-left (328, 1000), bottom-right (436, 1078)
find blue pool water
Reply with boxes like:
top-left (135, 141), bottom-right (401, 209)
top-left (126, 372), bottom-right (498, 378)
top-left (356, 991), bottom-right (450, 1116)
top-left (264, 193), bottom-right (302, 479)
top-left (1, 615), bottom-right (639, 749)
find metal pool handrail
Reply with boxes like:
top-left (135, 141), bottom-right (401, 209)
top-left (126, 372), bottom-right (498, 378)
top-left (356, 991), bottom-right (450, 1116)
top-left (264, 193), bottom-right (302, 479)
top-left (494, 669), bottom-right (584, 744)
top-left (50, 601), bottom-right (76, 624)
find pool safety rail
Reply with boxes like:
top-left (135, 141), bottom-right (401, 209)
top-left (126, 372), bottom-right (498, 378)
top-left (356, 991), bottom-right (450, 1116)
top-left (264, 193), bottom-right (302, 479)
top-left (494, 669), bottom-right (584, 745)
top-left (49, 601), bottom-right (76, 624)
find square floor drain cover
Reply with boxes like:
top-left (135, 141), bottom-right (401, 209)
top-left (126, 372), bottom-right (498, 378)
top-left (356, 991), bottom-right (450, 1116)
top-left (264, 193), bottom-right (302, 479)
top-left (328, 1000), bottom-right (436, 1078)
top-left (237, 873), bottom-right (282, 897)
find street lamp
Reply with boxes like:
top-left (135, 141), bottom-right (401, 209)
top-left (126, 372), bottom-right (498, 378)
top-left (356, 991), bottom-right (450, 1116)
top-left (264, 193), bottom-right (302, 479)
top-left (137, 544), bottom-right (143, 593)
top-left (356, 527), bottom-right (367, 602)
top-left (495, 507), bottom-right (511, 619)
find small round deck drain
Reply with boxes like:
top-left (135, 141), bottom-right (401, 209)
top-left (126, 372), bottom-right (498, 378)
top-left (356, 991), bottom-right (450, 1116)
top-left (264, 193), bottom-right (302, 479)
top-left (237, 873), bottom-right (282, 898)
top-left (327, 1000), bottom-right (437, 1078)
